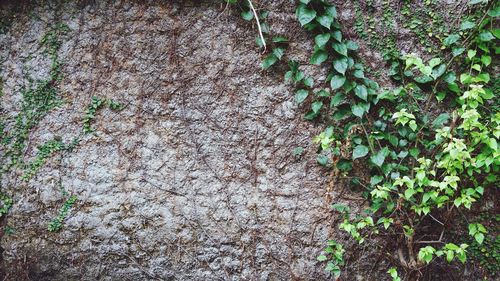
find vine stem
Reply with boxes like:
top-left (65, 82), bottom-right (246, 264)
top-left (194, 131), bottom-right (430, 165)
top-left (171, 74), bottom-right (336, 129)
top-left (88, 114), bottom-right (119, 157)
top-left (247, 0), bottom-right (267, 53)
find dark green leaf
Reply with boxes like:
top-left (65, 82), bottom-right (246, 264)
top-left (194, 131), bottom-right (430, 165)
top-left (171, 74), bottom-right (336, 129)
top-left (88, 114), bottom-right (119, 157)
top-left (354, 84), bottom-right (368, 101)
top-left (312, 101), bottom-right (323, 113)
top-left (272, 36), bottom-right (289, 43)
top-left (296, 5), bottom-right (317, 26)
top-left (330, 93), bottom-right (344, 107)
top-left (317, 155), bottom-right (329, 166)
top-left (345, 40), bottom-right (359, 50)
top-left (478, 31), bottom-right (494, 42)
top-left (295, 89), bottom-right (309, 104)
top-left (371, 147), bottom-right (389, 167)
top-left (443, 34), bottom-right (460, 46)
top-left (241, 10), bottom-right (253, 21)
top-left (272, 47), bottom-right (285, 60)
top-left (332, 42), bottom-right (348, 56)
top-left (351, 103), bottom-right (367, 118)
top-left (432, 113), bottom-right (450, 128)
top-left (331, 30), bottom-right (342, 42)
top-left (352, 145), bottom-right (369, 160)
top-left (330, 75), bottom-right (346, 90)
top-left (316, 15), bottom-right (333, 29)
top-left (315, 33), bottom-right (331, 48)
top-left (333, 57), bottom-right (348, 75)
top-left (310, 50), bottom-right (328, 65)
top-left (261, 54), bottom-right (278, 69)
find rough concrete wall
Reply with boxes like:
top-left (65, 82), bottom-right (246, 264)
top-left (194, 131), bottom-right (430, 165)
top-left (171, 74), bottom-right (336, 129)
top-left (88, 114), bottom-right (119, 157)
top-left (0, 1), bottom-right (342, 280)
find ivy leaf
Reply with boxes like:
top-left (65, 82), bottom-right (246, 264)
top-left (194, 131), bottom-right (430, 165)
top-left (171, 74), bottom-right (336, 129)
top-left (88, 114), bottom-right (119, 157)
top-left (303, 77), bottom-right (314, 88)
top-left (460, 21), bottom-right (475, 30)
top-left (333, 105), bottom-right (352, 120)
top-left (354, 84), bottom-right (368, 101)
top-left (316, 15), bottom-right (333, 29)
top-left (475, 233), bottom-right (485, 244)
top-left (296, 5), bottom-right (317, 26)
top-left (345, 40), bottom-right (359, 50)
top-left (325, 6), bottom-right (337, 18)
top-left (317, 255), bottom-right (328, 262)
top-left (272, 47), bottom-right (285, 60)
top-left (352, 145), bottom-right (369, 160)
top-left (351, 103), bottom-right (368, 118)
top-left (241, 10), bottom-right (254, 21)
top-left (333, 58), bottom-right (348, 75)
top-left (431, 64), bottom-right (446, 80)
top-left (481, 55), bottom-right (491, 66)
top-left (315, 33), bottom-right (331, 48)
top-left (478, 31), bottom-right (494, 42)
top-left (452, 47), bottom-right (465, 57)
top-left (261, 54), bottom-right (278, 69)
top-left (432, 113), bottom-right (450, 128)
top-left (330, 93), bottom-right (344, 107)
top-left (331, 30), bottom-right (342, 42)
top-left (317, 155), bottom-right (329, 166)
top-left (371, 147), bottom-right (389, 167)
top-left (295, 89), bottom-right (309, 104)
top-left (310, 50), bottom-right (328, 65)
top-left (312, 101), bottom-right (323, 113)
top-left (443, 34), bottom-right (460, 46)
top-left (330, 75), bottom-right (346, 90)
top-left (332, 42), bottom-right (348, 56)
top-left (272, 36), bottom-right (288, 43)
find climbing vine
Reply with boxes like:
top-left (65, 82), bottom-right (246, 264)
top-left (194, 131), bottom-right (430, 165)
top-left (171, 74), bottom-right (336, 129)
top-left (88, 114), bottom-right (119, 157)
top-left (232, 0), bottom-right (499, 279)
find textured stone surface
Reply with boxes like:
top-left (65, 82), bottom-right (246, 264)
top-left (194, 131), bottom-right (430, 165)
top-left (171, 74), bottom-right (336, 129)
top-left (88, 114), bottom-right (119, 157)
top-left (0, 1), bottom-right (340, 280)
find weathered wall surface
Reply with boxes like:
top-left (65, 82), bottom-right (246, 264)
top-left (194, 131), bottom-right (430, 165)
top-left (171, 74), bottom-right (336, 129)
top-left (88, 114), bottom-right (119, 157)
top-left (0, 0), bottom-right (466, 280)
top-left (0, 1), bottom-right (341, 280)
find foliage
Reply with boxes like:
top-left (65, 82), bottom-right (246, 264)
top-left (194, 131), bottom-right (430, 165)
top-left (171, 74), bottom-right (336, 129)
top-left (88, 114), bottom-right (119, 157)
top-left (47, 195), bottom-right (77, 232)
top-left (288, 0), bottom-right (499, 279)
top-left (83, 96), bottom-right (122, 134)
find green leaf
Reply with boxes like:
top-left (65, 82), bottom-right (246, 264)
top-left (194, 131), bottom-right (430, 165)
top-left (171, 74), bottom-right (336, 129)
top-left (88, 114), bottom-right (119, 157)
top-left (481, 55), bottom-right (492, 66)
top-left (432, 113), bottom-right (450, 128)
top-left (317, 255), bottom-right (328, 262)
top-left (241, 10), bottom-right (254, 21)
top-left (475, 233), bottom-right (485, 244)
top-left (351, 103), bottom-right (368, 118)
top-left (478, 31), bottom-right (494, 42)
top-left (452, 47), bottom-right (465, 57)
top-left (272, 36), bottom-right (288, 43)
top-left (354, 84), bottom-right (368, 101)
top-left (303, 77), bottom-right (314, 88)
top-left (330, 75), bottom-right (346, 90)
top-left (345, 40), bottom-right (359, 50)
top-left (261, 54), bottom-right (278, 69)
top-left (317, 155), bottom-right (329, 166)
top-left (295, 89), bottom-right (309, 104)
top-left (488, 6), bottom-right (500, 17)
top-left (296, 5), bottom-right (317, 26)
top-left (333, 58), bottom-right (348, 75)
top-left (352, 145), bottom-right (369, 160)
top-left (310, 50), bottom-right (328, 65)
top-left (272, 47), bottom-right (285, 60)
top-left (325, 6), bottom-right (337, 18)
top-left (316, 15), bottom-right (333, 29)
top-left (443, 34), bottom-right (460, 46)
top-left (331, 30), bottom-right (342, 42)
top-left (330, 93), bottom-right (344, 107)
top-left (371, 148), bottom-right (389, 167)
top-left (431, 64), bottom-right (446, 80)
top-left (460, 21), bottom-right (475, 30)
top-left (312, 101), bottom-right (323, 113)
top-left (315, 33), bottom-right (331, 48)
top-left (332, 42), bottom-right (348, 56)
